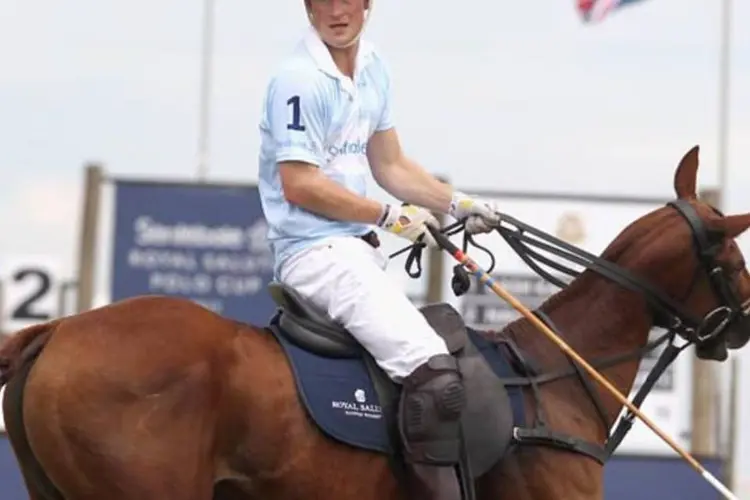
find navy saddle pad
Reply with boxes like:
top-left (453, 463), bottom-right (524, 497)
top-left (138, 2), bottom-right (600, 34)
top-left (272, 326), bottom-right (526, 454)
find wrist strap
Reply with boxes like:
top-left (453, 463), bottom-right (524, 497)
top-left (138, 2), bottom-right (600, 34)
top-left (377, 204), bottom-right (391, 227)
top-left (449, 191), bottom-right (466, 217)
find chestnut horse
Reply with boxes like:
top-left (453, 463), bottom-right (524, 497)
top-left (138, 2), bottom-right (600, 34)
top-left (2, 145), bottom-right (750, 500)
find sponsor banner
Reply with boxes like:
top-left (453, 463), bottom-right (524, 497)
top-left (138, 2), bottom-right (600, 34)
top-left (454, 194), bottom-right (693, 455)
top-left (603, 454), bottom-right (725, 498)
top-left (0, 433), bottom-right (724, 500)
top-left (110, 181), bottom-right (276, 326)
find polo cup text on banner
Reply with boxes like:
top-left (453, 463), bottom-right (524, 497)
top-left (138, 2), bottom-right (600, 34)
top-left (110, 181), bottom-right (276, 326)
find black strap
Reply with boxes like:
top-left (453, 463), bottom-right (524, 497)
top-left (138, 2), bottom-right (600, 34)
top-left (497, 320), bottom-right (683, 463)
top-left (603, 338), bottom-right (686, 457)
top-left (497, 330), bottom-right (673, 388)
top-left (359, 230), bottom-right (381, 249)
top-left (493, 214), bottom-right (702, 330)
top-left (4, 348), bottom-right (65, 500)
top-left (534, 310), bottom-right (611, 434)
top-left (390, 221), bottom-right (498, 280)
top-left (456, 425), bottom-right (476, 500)
top-left (512, 427), bottom-right (608, 464)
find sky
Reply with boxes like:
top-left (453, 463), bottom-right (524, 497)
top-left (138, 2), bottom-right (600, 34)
top-left (1, 0), bottom-right (750, 492)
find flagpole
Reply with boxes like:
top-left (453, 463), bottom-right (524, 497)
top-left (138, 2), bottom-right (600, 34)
top-left (716, 0), bottom-right (735, 489)
top-left (196, 0), bottom-right (215, 181)
top-left (717, 0), bottom-right (731, 208)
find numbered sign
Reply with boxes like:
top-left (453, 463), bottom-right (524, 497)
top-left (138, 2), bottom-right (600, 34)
top-left (0, 256), bottom-right (62, 334)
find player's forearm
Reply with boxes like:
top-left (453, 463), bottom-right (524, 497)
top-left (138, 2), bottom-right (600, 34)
top-left (375, 157), bottom-right (453, 214)
top-left (284, 168), bottom-right (384, 224)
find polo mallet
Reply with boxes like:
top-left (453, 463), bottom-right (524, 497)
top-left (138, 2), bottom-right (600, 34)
top-left (424, 222), bottom-right (738, 500)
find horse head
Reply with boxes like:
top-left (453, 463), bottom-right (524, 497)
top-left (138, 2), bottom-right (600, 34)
top-left (602, 145), bottom-right (750, 361)
top-left (670, 145), bottom-right (750, 359)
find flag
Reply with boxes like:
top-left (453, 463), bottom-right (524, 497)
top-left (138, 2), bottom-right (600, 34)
top-left (577, 0), bottom-right (649, 23)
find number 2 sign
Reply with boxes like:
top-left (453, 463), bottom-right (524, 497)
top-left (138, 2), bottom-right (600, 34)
top-left (0, 256), bottom-right (62, 334)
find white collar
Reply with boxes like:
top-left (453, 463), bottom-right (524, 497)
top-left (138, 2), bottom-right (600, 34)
top-left (303, 26), bottom-right (375, 90)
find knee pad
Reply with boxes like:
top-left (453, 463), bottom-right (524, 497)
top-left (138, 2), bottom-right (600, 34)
top-left (398, 354), bottom-right (466, 464)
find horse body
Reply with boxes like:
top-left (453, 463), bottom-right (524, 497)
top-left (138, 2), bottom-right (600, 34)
top-left (7, 294), bottom-right (597, 500)
top-left (3, 145), bottom-right (750, 500)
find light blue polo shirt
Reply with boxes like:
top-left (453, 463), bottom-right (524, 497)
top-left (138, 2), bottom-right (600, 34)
top-left (257, 27), bottom-right (394, 278)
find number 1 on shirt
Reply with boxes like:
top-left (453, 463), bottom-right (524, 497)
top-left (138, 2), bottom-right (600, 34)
top-left (286, 95), bottom-right (306, 131)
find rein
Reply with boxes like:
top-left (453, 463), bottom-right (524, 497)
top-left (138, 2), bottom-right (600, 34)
top-left (386, 204), bottom-right (743, 460)
top-left (388, 220), bottom-right (497, 281)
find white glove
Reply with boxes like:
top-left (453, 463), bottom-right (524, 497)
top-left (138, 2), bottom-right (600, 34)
top-left (448, 191), bottom-right (501, 234)
top-left (377, 204), bottom-right (439, 247)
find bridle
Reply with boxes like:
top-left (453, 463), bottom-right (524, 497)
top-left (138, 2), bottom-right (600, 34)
top-left (668, 199), bottom-right (750, 344)
top-left (391, 198), bottom-right (750, 460)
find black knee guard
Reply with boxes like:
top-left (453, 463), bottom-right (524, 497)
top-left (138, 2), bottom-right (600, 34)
top-left (398, 354), bottom-right (466, 465)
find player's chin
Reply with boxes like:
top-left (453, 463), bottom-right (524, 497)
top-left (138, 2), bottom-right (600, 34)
top-left (322, 27), bottom-right (359, 47)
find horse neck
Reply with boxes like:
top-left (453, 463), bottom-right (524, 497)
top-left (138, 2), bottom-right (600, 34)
top-left (503, 269), bottom-right (655, 431)
top-left (498, 209), bottom-right (696, 436)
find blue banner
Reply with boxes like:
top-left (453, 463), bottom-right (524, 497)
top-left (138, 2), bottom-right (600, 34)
top-left (110, 181), bottom-right (276, 326)
top-left (604, 454), bottom-right (725, 499)
top-left (0, 435), bottom-right (728, 500)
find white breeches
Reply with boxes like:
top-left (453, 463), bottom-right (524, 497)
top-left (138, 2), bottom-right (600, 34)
top-left (278, 235), bottom-right (450, 381)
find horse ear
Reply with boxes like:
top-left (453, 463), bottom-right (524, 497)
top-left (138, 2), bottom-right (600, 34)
top-left (721, 213), bottom-right (750, 239)
top-left (674, 145), bottom-right (700, 199)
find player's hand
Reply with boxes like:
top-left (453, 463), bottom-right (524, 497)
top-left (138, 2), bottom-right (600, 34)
top-left (377, 204), bottom-right (439, 248)
top-left (449, 191), bottom-right (501, 234)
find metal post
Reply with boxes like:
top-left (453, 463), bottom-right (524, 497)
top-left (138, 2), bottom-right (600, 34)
top-left (723, 357), bottom-right (739, 489)
top-left (76, 164), bottom-right (104, 313)
top-left (196, 0), bottom-right (215, 181)
top-left (715, 0), bottom-right (734, 480)
top-left (426, 176), bottom-right (450, 305)
top-left (0, 279), bottom-right (4, 336)
top-left (57, 281), bottom-right (79, 318)
top-left (691, 189), bottom-right (721, 456)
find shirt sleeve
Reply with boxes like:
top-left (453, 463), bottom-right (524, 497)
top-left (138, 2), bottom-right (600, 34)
top-left (265, 69), bottom-right (329, 167)
top-left (375, 59), bottom-right (394, 132)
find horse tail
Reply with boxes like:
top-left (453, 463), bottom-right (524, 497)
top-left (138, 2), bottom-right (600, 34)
top-left (0, 321), bottom-right (59, 388)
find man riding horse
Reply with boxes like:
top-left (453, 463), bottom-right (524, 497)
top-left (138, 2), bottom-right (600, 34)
top-left (257, 0), bottom-right (501, 497)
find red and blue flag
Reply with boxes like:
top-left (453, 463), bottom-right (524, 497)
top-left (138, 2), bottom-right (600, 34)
top-left (577, 0), bottom-right (650, 23)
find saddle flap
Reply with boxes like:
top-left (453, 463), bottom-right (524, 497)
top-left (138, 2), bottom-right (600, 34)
top-left (457, 330), bottom-right (518, 477)
top-left (419, 303), bottom-right (467, 354)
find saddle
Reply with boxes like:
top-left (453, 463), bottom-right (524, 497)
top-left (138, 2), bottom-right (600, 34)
top-left (266, 282), bottom-right (517, 488)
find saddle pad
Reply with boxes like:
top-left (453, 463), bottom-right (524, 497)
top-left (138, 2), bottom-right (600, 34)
top-left (466, 328), bottom-right (526, 427)
top-left (273, 330), bottom-right (392, 453)
top-left (272, 326), bottom-right (527, 455)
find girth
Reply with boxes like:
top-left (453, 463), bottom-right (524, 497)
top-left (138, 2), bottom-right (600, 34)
top-left (494, 310), bottom-right (690, 464)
